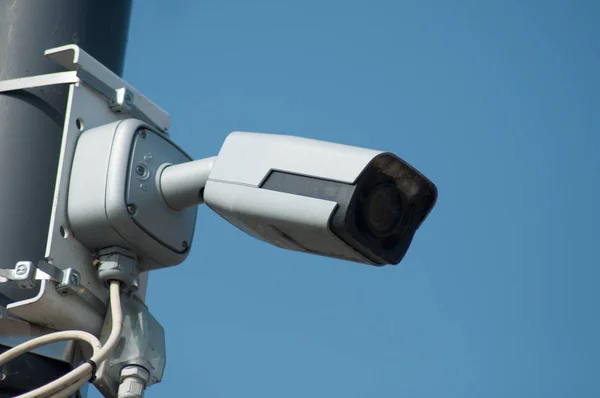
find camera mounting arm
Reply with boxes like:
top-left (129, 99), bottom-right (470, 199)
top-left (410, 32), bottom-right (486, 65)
top-left (159, 157), bottom-right (217, 210)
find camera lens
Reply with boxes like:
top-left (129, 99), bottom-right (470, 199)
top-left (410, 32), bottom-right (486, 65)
top-left (363, 184), bottom-right (403, 238)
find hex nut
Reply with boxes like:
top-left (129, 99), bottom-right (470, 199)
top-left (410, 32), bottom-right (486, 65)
top-left (120, 366), bottom-right (150, 384)
top-left (97, 249), bottom-right (137, 287)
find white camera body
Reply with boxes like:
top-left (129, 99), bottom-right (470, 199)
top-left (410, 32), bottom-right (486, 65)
top-left (66, 119), bottom-right (436, 269)
top-left (204, 132), bottom-right (437, 266)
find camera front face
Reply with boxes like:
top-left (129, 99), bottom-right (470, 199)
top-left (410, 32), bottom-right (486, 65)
top-left (328, 153), bottom-right (437, 265)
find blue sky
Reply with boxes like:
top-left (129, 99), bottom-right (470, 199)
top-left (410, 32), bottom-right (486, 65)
top-left (92, 1), bottom-right (599, 397)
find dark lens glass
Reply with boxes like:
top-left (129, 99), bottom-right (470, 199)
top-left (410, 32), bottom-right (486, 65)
top-left (363, 184), bottom-right (403, 238)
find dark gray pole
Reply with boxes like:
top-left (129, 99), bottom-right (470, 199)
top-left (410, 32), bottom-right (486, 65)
top-left (0, 0), bottom-right (133, 395)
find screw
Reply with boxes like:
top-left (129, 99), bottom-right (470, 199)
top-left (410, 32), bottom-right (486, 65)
top-left (182, 241), bottom-right (189, 250)
top-left (69, 272), bottom-right (80, 286)
top-left (139, 130), bottom-right (147, 139)
top-left (15, 264), bottom-right (28, 276)
top-left (135, 164), bottom-right (145, 176)
top-left (127, 204), bottom-right (137, 215)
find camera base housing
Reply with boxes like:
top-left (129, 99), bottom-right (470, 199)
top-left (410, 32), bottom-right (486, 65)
top-left (68, 118), bottom-right (196, 271)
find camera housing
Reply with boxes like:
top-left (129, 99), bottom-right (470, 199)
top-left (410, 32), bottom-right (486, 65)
top-left (67, 119), bottom-right (197, 272)
top-left (203, 132), bottom-right (437, 266)
top-left (67, 120), bottom-right (436, 269)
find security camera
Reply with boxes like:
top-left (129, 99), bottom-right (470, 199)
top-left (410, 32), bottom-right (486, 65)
top-left (67, 118), bottom-right (436, 269)
top-left (200, 132), bottom-right (437, 266)
top-left (0, 44), bottom-right (440, 398)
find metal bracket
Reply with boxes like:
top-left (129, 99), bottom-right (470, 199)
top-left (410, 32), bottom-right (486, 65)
top-left (0, 71), bottom-right (80, 93)
top-left (0, 44), bottom-right (154, 334)
top-left (0, 262), bottom-right (105, 316)
top-left (0, 45), bottom-right (170, 134)
top-left (45, 45), bottom-right (170, 133)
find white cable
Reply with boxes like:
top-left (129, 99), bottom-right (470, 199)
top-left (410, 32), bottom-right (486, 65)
top-left (46, 375), bottom-right (89, 398)
top-left (3, 280), bottom-right (124, 398)
top-left (18, 280), bottom-right (124, 398)
top-left (0, 331), bottom-right (101, 367)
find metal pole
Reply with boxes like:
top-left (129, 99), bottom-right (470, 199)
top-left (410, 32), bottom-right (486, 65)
top-left (0, 0), bottom-right (133, 395)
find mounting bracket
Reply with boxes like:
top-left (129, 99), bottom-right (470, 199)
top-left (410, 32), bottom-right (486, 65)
top-left (0, 45), bottom-right (167, 334)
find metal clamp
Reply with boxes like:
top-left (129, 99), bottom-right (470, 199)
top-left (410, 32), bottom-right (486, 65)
top-left (0, 261), bottom-right (106, 316)
top-left (0, 262), bottom-right (37, 290)
top-left (45, 45), bottom-right (170, 133)
top-left (0, 45), bottom-right (169, 134)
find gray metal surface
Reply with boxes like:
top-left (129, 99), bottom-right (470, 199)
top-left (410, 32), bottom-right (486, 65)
top-left (94, 295), bottom-right (166, 398)
top-left (0, 1), bottom-right (132, 395)
top-left (67, 119), bottom-right (194, 271)
top-left (127, 128), bottom-right (195, 254)
top-left (45, 45), bottom-right (170, 133)
top-left (7, 81), bottom-right (121, 335)
top-left (4, 61), bottom-right (167, 333)
top-left (0, 0), bottom-right (132, 305)
top-left (0, 71), bottom-right (79, 93)
top-left (3, 42), bottom-right (174, 333)
top-left (0, 260), bottom-right (106, 316)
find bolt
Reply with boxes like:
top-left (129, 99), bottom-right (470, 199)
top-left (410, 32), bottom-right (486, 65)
top-left (139, 130), bottom-right (147, 139)
top-left (127, 204), bottom-right (137, 215)
top-left (182, 241), bottom-right (189, 250)
top-left (69, 272), bottom-right (80, 286)
top-left (15, 264), bottom-right (28, 276)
